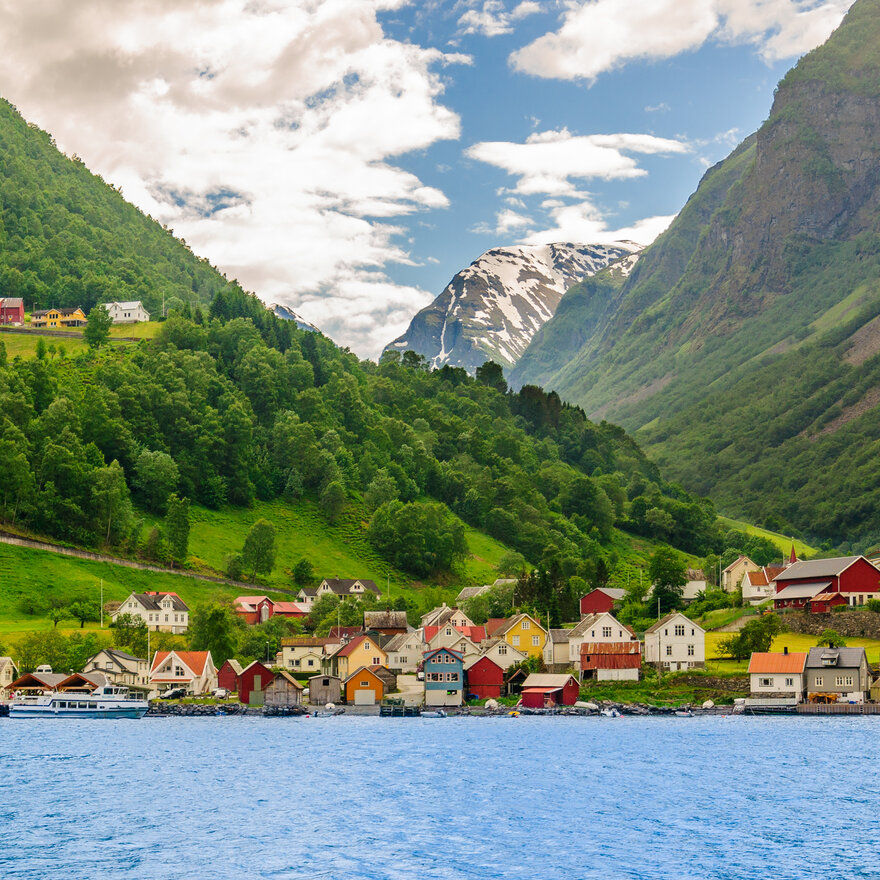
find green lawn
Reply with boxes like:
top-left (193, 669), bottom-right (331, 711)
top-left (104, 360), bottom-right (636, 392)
top-left (706, 630), bottom-right (880, 665)
top-left (109, 321), bottom-right (161, 340)
top-left (0, 330), bottom-right (90, 359)
top-left (717, 515), bottom-right (817, 557)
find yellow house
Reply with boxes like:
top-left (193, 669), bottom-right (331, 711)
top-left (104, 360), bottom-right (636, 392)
top-left (491, 613), bottom-right (548, 659)
top-left (31, 306), bottom-right (87, 328)
top-left (332, 634), bottom-right (388, 681)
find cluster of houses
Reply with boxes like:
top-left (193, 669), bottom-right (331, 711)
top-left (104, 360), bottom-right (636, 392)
top-left (0, 299), bottom-right (151, 331)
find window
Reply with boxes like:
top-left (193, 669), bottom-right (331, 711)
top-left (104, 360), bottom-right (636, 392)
top-left (360, 681), bottom-right (370, 688)
top-left (665, 646), bottom-right (672, 656)
top-left (602, 626), bottom-right (612, 638)
top-left (674, 625), bottom-right (685, 637)
top-left (174, 666), bottom-right (184, 676)
top-left (446, 628), bottom-right (452, 636)
top-left (512, 636), bottom-right (520, 646)
top-left (522, 620), bottom-right (530, 630)
top-left (835, 676), bottom-right (845, 687)
top-left (590, 631), bottom-right (595, 638)
top-left (785, 678), bottom-right (794, 687)
top-left (288, 660), bottom-right (296, 668)
top-left (364, 642), bottom-right (371, 650)
top-left (447, 672), bottom-right (459, 682)
top-left (307, 660), bottom-right (315, 667)
top-left (691, 629), bottom-right (695, 636)
top-left (759, 678), bottom-right (773, 688)
top-left (846, 676), bottom-right (854, 686)
top-left (322, 679), bottom-right (329, 686)
top-left (165, 615), bottom-right (169, 623)
top-left (815, 676), bottom-right (823, 687)
top-left (532, 636), bottom-right (540, 646)
top-left (373, 656), bottom-right (381, 665)
top-left (498, 645), bottom-right (507, 655)
top-left (687, 645), bottom-right (694, 656)
top-left (105, 662), bottom-right (112, 670)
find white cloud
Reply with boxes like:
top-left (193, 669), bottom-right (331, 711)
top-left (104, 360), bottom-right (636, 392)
top-left (511, 0), bottom-right (852, 81)
top-left (466, 128), bottom-right (689, 196)
top-left (0, 0), bottom-right (464, 357)
top-left (458, 0), bottom-right (542, 37)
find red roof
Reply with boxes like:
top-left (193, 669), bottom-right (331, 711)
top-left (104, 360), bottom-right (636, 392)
top-left (747, 652), bottom-right (807, 674)
top-left (580, 641), bottom-right (641, 670)
top-left (151, 650), bottom-right (210, 676)
top-left (486, 617), bottom-right (509, 636)
top-left (745, 570), bottom-right (769, 586)
top-left (329, 626), bottom-right (363, 640)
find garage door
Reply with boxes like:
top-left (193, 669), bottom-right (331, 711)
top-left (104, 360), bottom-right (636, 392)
top-left (354, 689), bottom-right (376, 706)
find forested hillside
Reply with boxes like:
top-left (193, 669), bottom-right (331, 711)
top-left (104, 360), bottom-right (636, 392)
top-left (0, 100), bottom-right (230, 316)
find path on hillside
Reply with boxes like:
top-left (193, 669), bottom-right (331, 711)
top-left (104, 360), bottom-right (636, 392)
top-left (0, 531), bottom-right (296, 595)
top-left (713, 614), bottom-right (757, 633)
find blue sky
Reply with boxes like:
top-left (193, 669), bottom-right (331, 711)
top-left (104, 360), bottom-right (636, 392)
top-left (0, 0), bottom-right (854, 356)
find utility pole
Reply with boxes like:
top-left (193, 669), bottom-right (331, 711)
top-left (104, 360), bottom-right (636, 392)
top-left (99, 578), bottom-right (104, 628)
top-left (657, 595), bottom-right (662, 684)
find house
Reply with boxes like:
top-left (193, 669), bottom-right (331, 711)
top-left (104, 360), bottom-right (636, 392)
top-left (643, 613), bottom-right (706, 671)
top-left (805, 646), bottom-right (870, 702)
top-left (316, 578), bottom-right (381, 601)
top-left (0, 657), bottom-right (20, 696)
top-left (748, 651), bottom-right (807, 702)
top-left (486, 613), bottom-right (547, 659)
top-left (370, 665), bottom-right (398, 694)
top-left (0, 297), bottom-right (24, 326)
top-left (809, 591), bottom-right (848, 614)
top-left (112, 591), bottom-right (189, 634)
top-left (99, 301), bottom-right (151, 323)
top-left (296, 587), bottom-right (318, 606)
top-left (464, 655), bottom-right (504, 700)
top-left (580, 642), bottom-right (641, 682)
top-left (332, 634), bottom-right (387, 681)
top-left (504, 666), bottom-right (530, 697)
top-left (543, 629), bottom-right (572, 672)
top-left (742, 567), bottom-right (785, 605)
top-left (344, 666), bottom-right (386, 705)
top-left (149, 650), bottom-right (217, 695)
top-left (721, 555), bottom-right (759, 592)
top-left (457, 579), bottom-right (516, 605)
top-left (384, 631), bottom-right (426, 673)
top-left (519, 673), bottom-right (579, 708)
top-left (423, 647), bottom-right (464, 707)
top-left (265, 671), bottom-right (304, 708)
top-left (424, 623), bottom-right (485, 661)
top-left (234, 595), bottom-right (308, 624)
top-left (683, 569), bottom-right (708, 602)
top-left (82, 648), bottom-right (150, 690)
top-left (479, 637), bottom-right (528, 671)
top-left (774, 556), bottom-right (880, 610)
top-left (309, 674), bottom-right (342, 705)
top-left (579, 587), bottom-right (626, 616)
top-left (278, 637), bottom-right (336, 674)
top-left (566, 612), bottom-right (637, 666)
top-left (363, 610), bottom-right (409, 636)
top-left (31, 306), bottom-right (87, 328)
top-left (238, 661), bottom-right (276, 706)
top-left (420, 604), bottom-right (474, 629)
top-left (217, 659), bottom-right (243, 692)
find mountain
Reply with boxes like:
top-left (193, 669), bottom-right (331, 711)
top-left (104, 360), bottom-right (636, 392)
top-left (269, 303), bottom-right (320, 333)
top-left (385, 242), bottom-right (639, 372)
top-left (512, 0), bottom-right (880, 548)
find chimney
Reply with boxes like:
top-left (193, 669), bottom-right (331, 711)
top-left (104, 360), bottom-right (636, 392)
top-left (784, 646), bottom-right (788, 655)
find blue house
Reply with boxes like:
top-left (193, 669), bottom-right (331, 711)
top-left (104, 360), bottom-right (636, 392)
top-left (423, 647), bottom-right (464, 707)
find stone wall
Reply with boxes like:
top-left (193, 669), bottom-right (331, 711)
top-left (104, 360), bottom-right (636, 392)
top-left (780, 610), bottom-right (880, 639)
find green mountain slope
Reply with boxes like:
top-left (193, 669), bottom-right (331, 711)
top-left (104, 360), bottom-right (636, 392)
top-left (0, 100), bottom-right (231, 316)
top-left (512, 0), bottom-right (880, 547)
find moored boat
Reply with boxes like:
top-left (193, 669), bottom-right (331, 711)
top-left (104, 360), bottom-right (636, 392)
top-left (10, 684), bottom-right (149, 719)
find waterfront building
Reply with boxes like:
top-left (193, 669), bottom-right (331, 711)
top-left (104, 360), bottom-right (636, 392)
top-left (344, 666), bottom-right (386, 705)
top-left (463, 655), bottom-right (504, 700)
top-left (331, 635), bottom-right (387, 681)
top-left (579, 641), bottom-right (641, 682)
top-left (748, 651), bottom-right (807, 702)
top-left (804, 646), bottom-right (870, 703)
top-left (264, 672), bottom-right (304, 708)
top-left (566, 612), bottom-right (637, 667)
top-left (543, 629), bottom-right (572, 672)
top-left (238, 661), bottom-right (275, 706)
top-left (643, 613), bottom-right (706, 671)
top-left (423, 647), bottom-right (464, 707)
top-left (309, 674), bottom-right (342, 705)
top-left (278, 637), bottom-right (336, 674)
top-left (217, 659), bottom-right (243, 692)
top-left (479, 637), bottom-right (528, 671)
top-left (519, 673), bottom-right (579, 708)
top-left (384, 631), bottom-right (425, 673)
top-left (149, 650), bottom-right (217, 695)
top-left (82, 648), bottom-right (149, 691)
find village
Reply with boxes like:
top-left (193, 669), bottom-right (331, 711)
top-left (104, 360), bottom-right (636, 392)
top-left (5, 551), bottom-right (880, 717)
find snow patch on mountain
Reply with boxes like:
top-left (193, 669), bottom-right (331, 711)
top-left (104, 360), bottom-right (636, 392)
top-left (269, 303), bottom-right (320, 333)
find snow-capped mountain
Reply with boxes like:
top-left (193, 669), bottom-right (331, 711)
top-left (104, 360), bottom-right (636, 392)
top-left (269, 303), bottom-right (320, 333)
top-left (384, 242), bottom-right (640, 373)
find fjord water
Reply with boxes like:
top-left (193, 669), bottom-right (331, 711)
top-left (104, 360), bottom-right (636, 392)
top-left (2, 716), bottom-right (877, 879)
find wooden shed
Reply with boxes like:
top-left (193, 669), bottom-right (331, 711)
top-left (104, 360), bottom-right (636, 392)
top-left (217, 659), bottom-right (243, 692)
top-left (464, 655), bottom-right (504, 700)
top-left (265, 671), bottom-right (304, 708)
top-left (238, 660), bottom-right (275, 706)
top-left (520, 673), bottom-right (580, 708)
top-left (344, 667), bottom-right (385, 705)
top-left (309, 674), bottom-right (342, 705)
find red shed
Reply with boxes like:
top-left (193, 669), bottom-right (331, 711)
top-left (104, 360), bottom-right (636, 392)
top-left (464, 655), bottom-right (504, 700)
top-left (580, 642), bottom-right (641, 681)
top-left (0, 297), bottom-right (24, 326)
top-left (217, 659), bottom-right (243, 692)
top-left (775, 556), bottom-right (880, 611)
top-left (238, 660), bottom-right (275, 706)
top-left (519, 673), bottom-right (579, 708)
top-left (580, 588), bottom-right (626, 617)
top-left (809, 592), bottom-right (848, 614)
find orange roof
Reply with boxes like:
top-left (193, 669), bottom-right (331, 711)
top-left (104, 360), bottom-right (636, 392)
top-left (748, 652), bottom-right (807, 674)
top-left (745, 570), bottom-right (769, 586)
top-left (151, 650), bottom-right (211, 676)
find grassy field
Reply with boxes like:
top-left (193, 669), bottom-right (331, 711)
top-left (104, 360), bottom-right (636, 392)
top-left (109, 321), bottom-right (161, 340)
top-left (718, 515), bottom-right (818, 558)
top-left (0, 321), bottom-right (160, 360)
top-left (579, 671), bottom-right (748, 706)
top-left (705, 631), bottom-right (880, 668)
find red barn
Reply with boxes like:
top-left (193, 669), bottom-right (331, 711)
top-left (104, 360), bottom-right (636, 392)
top-left (809, 592), bottom-right (848, 614)
top-left (234, 595), bottom-right (308, 624)
top-left (0, 297), bottom-right (24, 326)
top-left (464, 655), bottom-right (504, 700)
top-left (774, 556), bottom-right (880, 612)
top-left (237, 660), bottom-right (275, 706)
top-left (519, 673), bottom-right (579, 708)
top-left (579, 588), bottom-right (626, 617)
top-left (217, 659), bottom-right (243, 692)
top-left (580, 642), bottom-right (641, 682)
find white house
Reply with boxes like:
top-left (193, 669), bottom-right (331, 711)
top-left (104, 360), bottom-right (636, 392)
top-left (566, 612), bottom-right (637, 666)
top-left (644, 612), bottom-right (705, 671)
top-left (748, 652), bottom-right (807, 702)
top-left (149, 650), bottom-right (217, 695)
top-left (99, 301), bottom-right (151, 323)
top-left (420, 604), bottom-right (474, 629)
top-left (0, 657), bottom-right (19, 697)
top-left (479, 637), bottom-right (528, 671)
top-left (721, 555), bottom-right (759, 592)
top-left (682, 568), bottom-right (708, 601)
top-left (277, 637), bottom-right (337, 674)
top-left (543, 629), bottom-right (572, 672)
top-left (83, 648), bottom-right (150, 691)
top-left (742, 566), bottom-right (786, 605)
top-left (425, 627), bottom-right (481, 663)
top-left (384, 631), bottom-right (426, 673)
top-left (316, 578), bottom-right (380, 600)
top-left (112, 591), bottom-right (189, 634)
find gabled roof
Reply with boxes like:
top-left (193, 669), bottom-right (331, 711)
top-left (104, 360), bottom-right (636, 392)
top-left (744, 570), bottom-right (770, 587)
top-left (0, 297), bottom-right (23, 308)
top-left (100, 300), bottom-right (146, 311)
top-left (805, 646), bottom-right (867, 669)
top-left (344, 665), bottom-right (385, 685)
top-left (270, 671), bottom-right (304, 690)
top-left (219, 658), bottom-right (244, 674)
top-left (336, 634), bottom-right (385, 658)
top-left (568, 612), bottom-right (635, 640)
top-left (10, 671), bottom-right (67, 690)
top-left (298, 587), bottom-right (318, 597)
top-left (464, 653), bottom-right (503, 671)
top-left (424, 647), bottom-right (464, 663)
top-left (686, 568), bottom-right (706, 580)
top-left (748, 652), bottom-right (807, 674)
top-left (383, 632), bottom-right (417, 653)
top-left (548, 628), bottom-right (571, 644)
top-left (488, 612), bottom-right (544, 636)
top-left (58, 672), bottom-right (106, 691)
top-left (644, 612), bottom-right (705, 635)
top-left (521, 673), bottom-right (577, 688)
top-left (456, 586), bottom-right (488, 602)
top-left (150, 650), bottom-right (211, 676)
top-left (320, 578), bottom-right (380, 595)
top-left (126, 591), bottom-right (189, 612)
top-left (281, 637), bottom-right (335, 648)
top-left (722, 555), bottom-right (756, 573)
top-left (592, 587), bottom-right (626, 601)
top-left (775, 556), bottom-right (865, 582)
top-left (364, 610), bottom-right (409, 630)
top-left (774, 582), bottom-right (831, 601)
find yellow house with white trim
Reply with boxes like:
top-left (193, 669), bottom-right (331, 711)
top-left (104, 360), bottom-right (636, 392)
top-left (490, 613), bottom-right (547, 659)
top-left (31, 306), bottom-right (87, 328)
top-left (332, 634), bottom-right (388, 680)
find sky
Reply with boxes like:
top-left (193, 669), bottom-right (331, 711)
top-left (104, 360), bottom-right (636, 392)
top-left (0, 0), bottom-right (855, 358)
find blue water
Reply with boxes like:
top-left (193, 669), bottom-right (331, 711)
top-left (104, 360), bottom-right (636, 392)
top-left (2, 715), bottom-right (879, 879)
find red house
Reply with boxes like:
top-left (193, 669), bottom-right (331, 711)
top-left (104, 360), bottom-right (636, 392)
top-left (464, 655), bottom-right (504, 700)
top-left (774, 556), bottom-right (880, 612)
top-left (217, 659), bottom-right (243, 692)
top-left (519, 673), bottom-right (579, 708)
top-left (579, 588), bottom-right (626, 617)
top-left (0, 297), bottom-right (24, 326)
top-left (580, 642), bottom-right (641, 682)
top-left (234, 595), bottom-right (308, 625)
top-left (237, 660), bottom-right (275, 706)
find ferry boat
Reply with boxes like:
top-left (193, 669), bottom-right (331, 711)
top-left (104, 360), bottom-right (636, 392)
top-left (10, 684), bottom-right (149, 719)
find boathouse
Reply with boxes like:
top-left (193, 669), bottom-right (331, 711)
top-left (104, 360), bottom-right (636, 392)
top-left (238, 660), bottom-right (275, 706)
top-left (519, 673), bottom-right (579, 708)
top-left (464, 655), bottom-right (504, 700)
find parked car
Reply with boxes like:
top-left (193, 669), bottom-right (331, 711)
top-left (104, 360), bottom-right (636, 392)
top-left (160, 687), bottom-right (187, 700)
top-left (212, 688), bottom-right (229, 700)
top-left (416, 671), bottom-right (424, 681)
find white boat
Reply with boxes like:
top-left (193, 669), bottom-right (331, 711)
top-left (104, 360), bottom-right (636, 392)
top-left (10, 685), bottom-right (149, 719)
top-left (420, 708), bottom-right (447, 718)
top-left (600, 707), bottom-right (621, 718)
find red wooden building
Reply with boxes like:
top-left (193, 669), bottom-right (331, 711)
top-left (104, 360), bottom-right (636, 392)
top-left (238, 660), bottom-right (275, 706)
top-left (0, 297), bottom-right (24, 326)
top-left (580, 642), bottom-right (641, 682)
top-left (464, 655), bottom-right (504, 700)
top-left (774, 556), bottom-right (880, 612)
top-left (234, 595), bottom-right (308, 625)
top-left (217, 659), bottom-right (243, 692)
top-left (579, 588), bottom-right (626, 617)
top-left (519, 673), bottom-right (579, 708)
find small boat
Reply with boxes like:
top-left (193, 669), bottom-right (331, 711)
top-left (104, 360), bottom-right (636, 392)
top-left (507, 710), bottom-right (520, 717)
top-left (674, 709), bottom-right (694, 717)
top-left (10, 685), bottom-right (149, 719)
top-left (420, 709), bottom-right (447, 718)
top-left (600, 707), bottom-right (621, 718)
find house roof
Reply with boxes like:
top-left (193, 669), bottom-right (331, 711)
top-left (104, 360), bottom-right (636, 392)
top-left (644, 612), bottom-right (705, 635)
top-left (0, 656), bottom-right (18, 669)
top-left (100, 301), bottom-right (146, 311)
top-left (774, 582), bottom-right (832, 601)
top-left (321, 578), bottom-right (380, 595)
top-left (805, 646), bottom-right (867, 669)
top-left (487, 613), bottom-right (544, 637)
top-left (273, 602), bottom-right (308, 614)
top-left (548, 629), bottom-right (571, 644)
top-left (775, 556), bottom-right (863, 582)
top-left (150, 650), bottom-right (211, 676)
top-left (383, 632), bottom-right (416, 653)
top-left (344, 665), bottom-right (384, 685)
top-left (219, 659), bottom-right (244, 674)
top-left (10, 672), bottom-right (67, 690)
top-left (748, 652), bottom-right (807, 674)
top-left (308, 673), bottom-right (341, 683)
top-left (595, 587), bottom-right (626, 600)
top-left (32, 306), bottom-right (84, 317)
top-left (464, 653), bottom-right (502, 671)
top-left (271, 671), bottom-right (304, 690)
top-left (298, 587), bottom-right (318, 597)
top-left (0, 297), bottom-right (23, 308)
top-left (722, 555), bottom-right (755, 573)
top-left (686, 569), bottom-right (706, 580)
top-left (424, 647), bottom-right (464, 662)
top-left (336, 634), bottom-right (385, 658)
top-left (281, 637), bottom-right (336, 648)
top-left (456, 586), bottom-right (488, 602)
top-left (811, 592), bottom-right (846, 605)
top-left (521, 673), bottom-right (577, 688)
top-left (579, 642), bottom-right (641, 655)
top-left (764, 565), bottom-right (786, 581)
top-left (364, 610), bottom-right (409, 630)
top-left (127, 591), bottom-right (189, 612)
top-left (58, 672), bottom-right (107, 690)
top-left (744, 570), bottom-right (770, 587)
top-left (568, 613), bottom-right (636, 640)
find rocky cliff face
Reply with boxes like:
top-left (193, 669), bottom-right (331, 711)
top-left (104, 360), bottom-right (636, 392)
top-left (385, 242), bottom-right (638, 373)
